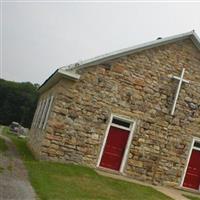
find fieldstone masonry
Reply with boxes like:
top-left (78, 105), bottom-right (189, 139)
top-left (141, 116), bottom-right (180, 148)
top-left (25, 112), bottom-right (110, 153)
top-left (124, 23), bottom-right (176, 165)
top-left (29, 38), bottom-right (200, 187)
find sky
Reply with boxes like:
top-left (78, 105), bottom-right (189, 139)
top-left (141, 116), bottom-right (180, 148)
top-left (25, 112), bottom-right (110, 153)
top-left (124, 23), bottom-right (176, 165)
top-left (1, 1), bottom-right (200, 84)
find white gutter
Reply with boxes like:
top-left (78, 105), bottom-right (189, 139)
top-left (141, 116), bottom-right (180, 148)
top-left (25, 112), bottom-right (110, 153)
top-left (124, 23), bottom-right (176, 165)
top-left (39, 30), bottom-right (200, 93)
top-left (63, 31), bottom-right (200, 71)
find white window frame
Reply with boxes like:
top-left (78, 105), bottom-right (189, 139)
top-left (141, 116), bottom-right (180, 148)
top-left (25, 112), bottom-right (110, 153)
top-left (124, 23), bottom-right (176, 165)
top-left (180, 137), bottom-right (200, 191)
top-left (42, 96), bottom-right (54, 130)
top-left (35, 99), bottom-right (45, 128)
top-left (32, 101), bottom-right (41, 128)
top-left (39, 98), bottom-right (49, 129)
top-left (96, 113), bottom-right (136, 174)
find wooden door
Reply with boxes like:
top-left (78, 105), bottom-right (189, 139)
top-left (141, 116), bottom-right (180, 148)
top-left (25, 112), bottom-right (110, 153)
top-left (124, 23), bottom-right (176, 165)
top-left (100, 126), bottom-right (129, 171)
top-left (183, 149), bottom-right (200, 190)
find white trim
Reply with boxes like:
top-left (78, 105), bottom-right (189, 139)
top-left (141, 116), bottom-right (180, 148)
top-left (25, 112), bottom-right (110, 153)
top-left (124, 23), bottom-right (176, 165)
top-left (180, 137), bottom-right (200, 190)
top-left (39, 97), bottom-right (49, 129)
top-left (111, 114), bottom-right (134, 124)
top-left (38, 99), bottom-right (47, 128)
top-left (180, 138), bottom-right (195, 187)
top-left (58, 68), bottom-right (80, 79)
top-left (38, 69), bottom-right (80, 93)
top-left (110, 123), bottom-right (131, 131)
top-left (32, 101), bottom-right (41, 128)
top-left (35, 99), bottom-right (45, 128)
top-left (42, 96), bottom-right (54, 130)
top-left (40, 31), bottom-right (200, 93)
top-left (96, 113), bottom-right (113, 167)
top-left (193, 147), bottom-right (200, 151)
top-left (96, 114), bottom-right (136, 173)
top-left (62, 31), bottom-right (200, 71)
top-left (120, 120), bottom-right (136, 173)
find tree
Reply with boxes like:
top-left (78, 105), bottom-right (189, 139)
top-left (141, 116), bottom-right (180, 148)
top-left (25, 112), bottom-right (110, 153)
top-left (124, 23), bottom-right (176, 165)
top-left (0, 79), bottom-right (39, 128)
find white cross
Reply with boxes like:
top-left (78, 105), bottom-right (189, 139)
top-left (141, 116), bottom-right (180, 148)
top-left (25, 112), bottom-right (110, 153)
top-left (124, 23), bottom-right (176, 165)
top-left (171, 68), bottom-right (189, 115)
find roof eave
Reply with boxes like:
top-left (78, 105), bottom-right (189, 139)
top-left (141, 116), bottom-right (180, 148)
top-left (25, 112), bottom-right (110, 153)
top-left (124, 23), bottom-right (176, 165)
top-left (73, 31), bottom-right (199, 70)
top-left (190, 31), bottom-right (200, 50)
top-left (38, 69), bottom-right (80, 94)
top-left (39, 31), bottom-right (200, 94)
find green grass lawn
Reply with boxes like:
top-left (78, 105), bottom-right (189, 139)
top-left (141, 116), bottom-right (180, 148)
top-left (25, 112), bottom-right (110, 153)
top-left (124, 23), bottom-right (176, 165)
top-left (0, 137), bottom-right (7, 152)
top-left (2, 127), bottom-right (173, 200)
top-left (183, 195), bottom-right (200, 200)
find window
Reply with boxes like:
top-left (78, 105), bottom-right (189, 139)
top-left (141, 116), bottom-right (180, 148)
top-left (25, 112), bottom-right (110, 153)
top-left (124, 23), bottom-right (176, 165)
top-left (33, 95), bottom-right (54, 129)
top-left (112, 118), bottom-right (131, 129)
top-left (36, 100), bottom-right (46, 128)
top-left (42, 96), bottom-right (54, 129)
top-left (39, 98), bottom-right (49, 128)
top-left (110, 116), bottom-right (132, 131)
top-left (34, 99), bottom-right (45, 128)
top-left (32, 101), bottom-right (41, 128)
top-left (194, 141), bottom-right (200, 149)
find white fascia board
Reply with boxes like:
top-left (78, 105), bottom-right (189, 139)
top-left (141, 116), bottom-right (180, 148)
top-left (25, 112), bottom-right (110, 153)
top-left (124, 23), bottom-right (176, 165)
top-left (190, 31), bottom-right (200, 49)
top-left (39, 31), bottom-right (200, 93)
top-left (67, 31), bottom-right (199, 71)
top-left (38, 70), bottom-right (80, 93)
top-left (58, 69), bottom-right (80, 80)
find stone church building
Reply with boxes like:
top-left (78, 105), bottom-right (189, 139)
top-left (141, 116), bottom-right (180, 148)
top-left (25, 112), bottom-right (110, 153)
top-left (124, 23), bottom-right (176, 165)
top-left (29, 31), bottom-right (200, 192)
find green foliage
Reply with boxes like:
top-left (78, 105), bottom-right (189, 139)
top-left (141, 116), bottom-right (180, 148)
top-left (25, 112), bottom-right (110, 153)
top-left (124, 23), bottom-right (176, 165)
top-left (0, 79), bottom-right (39, 128)
top-left (3, 128), bottom-right (173, 200)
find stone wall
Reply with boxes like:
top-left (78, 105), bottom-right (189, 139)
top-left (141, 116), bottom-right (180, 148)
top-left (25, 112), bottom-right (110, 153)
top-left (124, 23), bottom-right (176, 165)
top-left (28, 80), bottom-right (61, 157)
top-left (29, 39), bottom-right (200, 187)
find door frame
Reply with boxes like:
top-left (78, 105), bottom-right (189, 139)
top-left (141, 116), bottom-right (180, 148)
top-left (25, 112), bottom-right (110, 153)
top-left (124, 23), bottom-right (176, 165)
top-left (180, 137), bottom-right (200, 190)
top-left (96, 113), bottom-right (136, 173)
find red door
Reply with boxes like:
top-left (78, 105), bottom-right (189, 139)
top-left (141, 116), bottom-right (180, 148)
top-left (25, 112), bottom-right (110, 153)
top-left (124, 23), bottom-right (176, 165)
top-left (100, 126), bottom-right (129, 171)
top-left (183, 149), bottom-right (200, 190)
